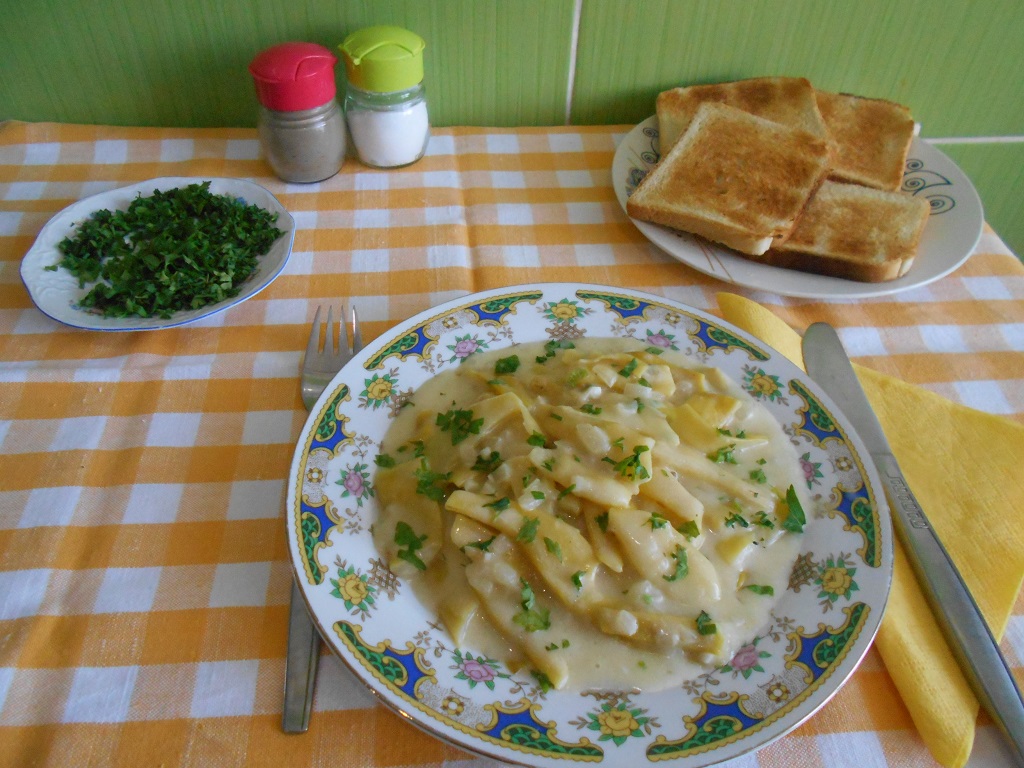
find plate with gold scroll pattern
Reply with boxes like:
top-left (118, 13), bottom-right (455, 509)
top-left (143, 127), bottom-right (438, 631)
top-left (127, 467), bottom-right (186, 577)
top-left (286, 284), bottom-right (893, 767)
top-left (613, 116), bottom-right (983, 299)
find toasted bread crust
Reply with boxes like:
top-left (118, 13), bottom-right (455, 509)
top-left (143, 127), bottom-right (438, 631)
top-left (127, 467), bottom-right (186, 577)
top-left (744, 248), bottom-right (914, 282)
top-left (628, 103), bottom-right (831, 256)
top-left (815, 90), bottom-right (915, 191)
top-left (761, 181), bottom-right (930, 281)
top-left (656, 77), bottom-right (829, 154)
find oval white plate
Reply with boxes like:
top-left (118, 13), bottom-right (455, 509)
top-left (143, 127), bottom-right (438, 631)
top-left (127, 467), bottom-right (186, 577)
top-left (20, 177), bottom-right (295, 331)
top-left (613, 116), bottom-right (984, 299)
top-left (287, 283), bottom-right (894, 767)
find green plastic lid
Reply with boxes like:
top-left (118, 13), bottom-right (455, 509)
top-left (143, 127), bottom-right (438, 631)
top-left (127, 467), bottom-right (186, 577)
top-left (339, 26), bottom-right (425, 93)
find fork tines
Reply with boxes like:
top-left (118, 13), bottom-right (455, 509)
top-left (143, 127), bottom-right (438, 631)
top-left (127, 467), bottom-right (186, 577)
top-left (306, 304), bottom-right (359, 359)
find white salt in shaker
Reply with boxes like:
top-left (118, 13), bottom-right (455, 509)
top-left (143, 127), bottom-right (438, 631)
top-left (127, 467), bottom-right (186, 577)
top-left (338, 26), bottom-right (430, 169)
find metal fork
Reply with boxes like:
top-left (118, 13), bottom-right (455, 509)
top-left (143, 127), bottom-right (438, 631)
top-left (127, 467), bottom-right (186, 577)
top-left (284, 304), bottom-right (362, 733)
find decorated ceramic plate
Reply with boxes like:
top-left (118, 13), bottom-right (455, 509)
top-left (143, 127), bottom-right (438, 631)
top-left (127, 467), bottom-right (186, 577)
top-left (612, 116), bottom-right (984, 299)
top-left (287, 284), bottom-right (894, 767)
top-left (20, 177), bottom-right (295, 331)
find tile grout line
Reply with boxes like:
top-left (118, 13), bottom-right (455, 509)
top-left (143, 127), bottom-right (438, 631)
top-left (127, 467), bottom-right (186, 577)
top-left (926, 136), bottom-right (1024, 144)
top-left (564, 0), bottom-right (583, 126)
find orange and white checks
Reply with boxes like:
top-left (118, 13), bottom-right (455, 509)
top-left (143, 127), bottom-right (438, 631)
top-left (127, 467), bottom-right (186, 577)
top-left (0, 120), bottom-right (1022, 768)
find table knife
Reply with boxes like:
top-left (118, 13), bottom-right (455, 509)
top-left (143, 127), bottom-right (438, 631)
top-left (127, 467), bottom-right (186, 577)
top-left (802, 322), bottom-right (1024, 766)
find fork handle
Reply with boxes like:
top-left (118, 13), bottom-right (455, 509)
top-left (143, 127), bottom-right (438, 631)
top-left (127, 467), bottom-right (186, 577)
top-left (282, 578), bottom-right (321, 732)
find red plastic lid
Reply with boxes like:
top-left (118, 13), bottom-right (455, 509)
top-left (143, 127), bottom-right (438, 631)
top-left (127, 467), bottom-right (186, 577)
top-left (249, 42), bottom-right (337, 111)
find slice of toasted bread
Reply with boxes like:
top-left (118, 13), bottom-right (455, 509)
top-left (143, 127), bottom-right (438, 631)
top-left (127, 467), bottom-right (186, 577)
top-left (626, 102), bottom-right (832, 256)
top-left (753, 181), bottom-right (930, 281)
top-left (815, 90), bottom-right (915, 191)
top-left (656, 77), bottom-right (829, 154)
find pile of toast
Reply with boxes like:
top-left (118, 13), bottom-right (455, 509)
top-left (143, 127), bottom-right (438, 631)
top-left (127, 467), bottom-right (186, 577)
top-left (626, 77), bottom-right (931, 282)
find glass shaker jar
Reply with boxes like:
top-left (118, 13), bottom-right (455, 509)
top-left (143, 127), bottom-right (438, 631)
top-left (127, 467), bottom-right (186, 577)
top-left (338, 26), bottom-right (430, 169)
top-left (248, 42), bottom-right (346, 183)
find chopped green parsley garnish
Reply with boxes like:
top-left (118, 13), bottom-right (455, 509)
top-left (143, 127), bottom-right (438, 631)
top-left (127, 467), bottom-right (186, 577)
top-left (517, 517), bottom-right (540, 543)
top-left (494, 355), bottom-right (520, 374)
top-left (647, 511), bottom-right (668, 530)
top-left (708, 444), bottom-right (737, 464)
top-left (436, 408), bottom-right (483, 445)
top-left (413, 461), bottom-right (450, 502)
top-left (618, 358), bottom-right (639, 378)
top-left (744, 584), bottom-right (774, 596)
top-left (536, 339), bottom-right (575, 364)
top-left (724, 512), bottom-right (749, 528)
top-left (545, 639), bottom-right (570, 651)
top-left (567, 368), bottom-right (588, 386)
top-left (696, 611), bottom-right (717, 636)
top-left (531, 669), bottom-right (554, 692)
top-left (530, 490), bottom-right (546, 501)
top-left (603, 444), bottom-right (650, 480)
top-left (527, 431), bottom-right (547, 447)
top-left (595, 511), bottom-right (610, 533)
top-left (580, 403), bottom-right (602, 415)
top-left (663, 545), bottom-right (689, 582)
top-left (749, 468), bottom-right (767, 484)
top-left (394, 521), bottom-right (428, 571)
top-left (752, 511), bottom-right (775, 528)
top-left (463, 536), bottom-right (497, 553)
top-left (485, 496), bottom-right (511, 514)
top-left (571, 570), bottom-right (585, 590)
top-left (676, 520), bottom-right (700, 539)
top-left (472, 451), bottom-right (503, 474)
top-left (544, 537), bottom-right (563, 561)
top-left (49, 181), bottom-right (285, 319)
top-left (781, 485), bottom-right (807, 533)
top-left (514, 579), bottom-right (551, 632)
top-left (558, 484), bottom-right (576, 499)
top-left (374, 453), bottom-right (396, 468)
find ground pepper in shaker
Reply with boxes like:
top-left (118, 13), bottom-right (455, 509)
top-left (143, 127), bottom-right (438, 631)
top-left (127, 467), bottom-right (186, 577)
top-left (339, 26), bottom-right (430, 169)
top-left (248, 42), bottom-right (346, 183)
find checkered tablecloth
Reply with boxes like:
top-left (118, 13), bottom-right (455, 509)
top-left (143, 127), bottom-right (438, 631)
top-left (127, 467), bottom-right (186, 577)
top-left (0, 120), bottom-right (1021, 768)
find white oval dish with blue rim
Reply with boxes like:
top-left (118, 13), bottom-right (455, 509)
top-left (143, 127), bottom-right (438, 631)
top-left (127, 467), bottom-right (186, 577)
top-left (613, 116), bottom-right (984, 300)
top-left (287, 284), bottom-right (894, 767)
top-left (19, 177), bottom-right (295, 331)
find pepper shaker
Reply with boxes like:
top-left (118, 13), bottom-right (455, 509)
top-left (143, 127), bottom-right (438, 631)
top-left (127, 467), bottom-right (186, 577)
top-left (338, 26), bottom-right (430, 169)
top-left (248, 42), bottom-right (347, 183)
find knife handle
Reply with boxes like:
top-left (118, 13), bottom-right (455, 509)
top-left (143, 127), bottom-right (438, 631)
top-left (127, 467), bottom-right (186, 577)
top-left (877, 452), bottom-right (1024, 766)
top-left (283, 578), bottom-right (321, 733)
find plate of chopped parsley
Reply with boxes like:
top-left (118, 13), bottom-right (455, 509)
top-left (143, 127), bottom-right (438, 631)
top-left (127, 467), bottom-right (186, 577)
top-left (20, 177), bottom-right (294, 331)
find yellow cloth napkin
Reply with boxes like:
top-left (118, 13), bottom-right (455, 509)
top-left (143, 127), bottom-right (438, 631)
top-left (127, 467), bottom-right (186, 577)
top-left (718, 293), bottom-right (1024, 767)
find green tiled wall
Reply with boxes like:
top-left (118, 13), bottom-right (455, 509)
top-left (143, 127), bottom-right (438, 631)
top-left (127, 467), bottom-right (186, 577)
top-left (571, 0), bottom-right (1024, 137)
top-left (1, 0), bottom-right (1021, 254)
top-left (935, 142), bottom-right (1024, 258)
top-left (0, 0), bottom-right (576, 128)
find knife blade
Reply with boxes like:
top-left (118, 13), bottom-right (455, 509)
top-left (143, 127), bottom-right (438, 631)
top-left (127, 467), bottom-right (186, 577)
top-left (802, 322), bottom-right (1024, 766)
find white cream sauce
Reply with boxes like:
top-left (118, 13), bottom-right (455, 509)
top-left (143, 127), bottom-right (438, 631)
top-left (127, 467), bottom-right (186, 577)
top-left (373, 338), bottom-right (807, 692)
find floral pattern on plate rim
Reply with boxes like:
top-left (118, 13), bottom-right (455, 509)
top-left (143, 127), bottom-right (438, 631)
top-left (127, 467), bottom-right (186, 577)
top-left (288, 284), bottom-right (893, 767)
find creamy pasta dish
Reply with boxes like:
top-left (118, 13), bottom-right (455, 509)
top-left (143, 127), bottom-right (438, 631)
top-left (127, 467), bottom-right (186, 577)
top-left (372, 338), bottom-right (808, 692)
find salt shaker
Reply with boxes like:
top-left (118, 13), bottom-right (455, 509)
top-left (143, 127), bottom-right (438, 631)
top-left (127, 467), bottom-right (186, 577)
top-left (338, 26), bottom-right (430, 169)
top-left (248, 42), bottom-right (347, 183)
